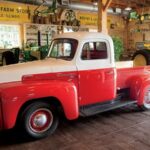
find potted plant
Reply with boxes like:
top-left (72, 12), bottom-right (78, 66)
top-left (112, 36), bottom-right (124, 61)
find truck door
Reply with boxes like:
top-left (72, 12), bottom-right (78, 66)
top-left (77, 40), bottom-right (116, 106)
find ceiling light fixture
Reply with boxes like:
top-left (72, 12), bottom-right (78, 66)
top-left (125, 7), bottom-right (132, 11)
top-left (125, 0), bottom-right (132, 11)
top-left (92, 0), bottom-right (98, 6)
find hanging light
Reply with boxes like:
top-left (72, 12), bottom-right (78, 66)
top-left (125, 0), bottom-right (132, 11)
top-left (125, 7), bottom-right (132, 11)
top-left (92, 0), bottom-right (98, 6)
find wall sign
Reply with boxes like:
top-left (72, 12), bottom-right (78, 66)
top-left (0, 2), bottom-right (47, 23)
top-left (0, 2), bottom-right (31, 22)
top-left (76, 12), bottom-right (98, 26)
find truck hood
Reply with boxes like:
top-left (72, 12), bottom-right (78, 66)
top-left (0, 58), bottom-right (77, 84)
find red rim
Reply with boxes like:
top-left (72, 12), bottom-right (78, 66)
top-left (29, 108), bottom-right (53, 133)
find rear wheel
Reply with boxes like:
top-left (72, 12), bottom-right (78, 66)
top-left (132, 49), bottom-right (150, 66)
top-left (139, 87), bottom-right (150, 110)
top-left (21, 102), bottom-right (59, 139)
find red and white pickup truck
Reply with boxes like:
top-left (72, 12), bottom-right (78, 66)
top-left (0, 32), bottom-right (150, 139)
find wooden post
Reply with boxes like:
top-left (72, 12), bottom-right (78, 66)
top-left (98, 0), bottom-right (112, 34)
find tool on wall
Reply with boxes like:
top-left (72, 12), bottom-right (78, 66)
top-left (34, 0), bottom-right (57, 16)
top-left (61, 9), bottom-right (80, 31)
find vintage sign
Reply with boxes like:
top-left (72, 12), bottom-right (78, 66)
top-left (0, 2), bottom-right (47, 23)
top-left (76, 12), bottom-right (98, 26)
top-left (0, 2), bottom-right (31, 22)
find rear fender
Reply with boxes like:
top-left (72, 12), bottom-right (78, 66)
top-left (1, 80), bottom-right (79, 129)
top-left (130, 75), bottom-right (150, 105)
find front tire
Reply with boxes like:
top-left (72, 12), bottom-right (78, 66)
top-left (21, 102), bottom-right (59, 139)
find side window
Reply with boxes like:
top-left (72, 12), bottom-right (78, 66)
top-left (50, 39), bottom-right (78, 60)
top-left (51, 42), bottom-right (72, 57)
top-left (81, 42), bottom-right (108, 60)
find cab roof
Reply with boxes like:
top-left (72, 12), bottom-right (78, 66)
top-left (53, 32), bottom-right (112, 41)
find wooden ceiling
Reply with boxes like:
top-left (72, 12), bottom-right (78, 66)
top-left (71, 0), bottom-right (150, 9)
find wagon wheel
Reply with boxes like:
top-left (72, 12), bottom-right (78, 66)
top-left (132, 49), bottom-right (150, 66)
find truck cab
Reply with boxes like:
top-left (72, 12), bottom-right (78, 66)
top-left (0, 32), bottom-right (150, 139)
top-left (48, 32), bottom-right (116, 105)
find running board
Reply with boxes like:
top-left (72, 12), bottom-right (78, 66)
top-left (80, 99), bottom-right (137, 117)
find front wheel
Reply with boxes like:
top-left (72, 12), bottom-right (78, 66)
top-left (21, 102), bottom-right (59, 139)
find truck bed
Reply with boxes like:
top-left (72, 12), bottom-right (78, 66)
top-left (116, 61), bottom-right (150, 89)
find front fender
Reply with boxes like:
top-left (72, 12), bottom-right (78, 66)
top-left (1, 80), bottom-right (79, 129)
top-left (130, 75), bottom-right (150, 105)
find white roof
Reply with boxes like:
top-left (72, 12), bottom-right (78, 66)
top-left (53, 32), bottom-right (112, 41)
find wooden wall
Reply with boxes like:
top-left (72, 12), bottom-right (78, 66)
top-left (108, 14), bottom-right (127, 50)
top-left (127, 7), bottom-right (150, 51)
top-left (127, 21), bottom-right (150, 50)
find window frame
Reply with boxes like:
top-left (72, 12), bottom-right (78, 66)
top-left (80, 41), bottom-right (108, 60)
top-left (48, 38), bottom-right (78, 61)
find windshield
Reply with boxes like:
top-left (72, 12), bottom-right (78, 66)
top-left (48, 38), bottom-right (78, 60)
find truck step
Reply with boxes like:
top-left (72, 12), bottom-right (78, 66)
top-left (80, 99), bottom-right (137, 117)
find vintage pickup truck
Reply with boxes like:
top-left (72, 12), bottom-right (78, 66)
top-left (0, 32), bottom-right (150, 139)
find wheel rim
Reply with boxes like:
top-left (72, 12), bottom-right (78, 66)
top-left (133, 54), bottom-right (147, 66)
top-left (29, 108), bottom-right (53, 133)
top-left (144, 88), bottom-right (150, 109)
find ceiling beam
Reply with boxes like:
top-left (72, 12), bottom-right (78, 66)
top-left (103, 0), bottom-right (112, 11)
top-left (71, 0), bottom-right (150, 9)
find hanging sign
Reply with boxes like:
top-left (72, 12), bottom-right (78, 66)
top-left (76, 12), bottom-right (98, 26)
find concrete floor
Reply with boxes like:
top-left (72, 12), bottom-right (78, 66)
top-left (1, 105), bottom-right (150, 150)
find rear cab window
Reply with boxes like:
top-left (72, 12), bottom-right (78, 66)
top-left (81, 41), bottom-right (108, 60)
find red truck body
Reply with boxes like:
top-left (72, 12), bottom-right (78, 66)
top-left (0, 32), bottom-right (150, 139)
top-left (1, 66), bottom-right (150, 129)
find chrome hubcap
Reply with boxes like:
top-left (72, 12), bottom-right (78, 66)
top-left (33, 114), bottom-right (47, 127)
top-left (29, 108), bottom-right (53, 133)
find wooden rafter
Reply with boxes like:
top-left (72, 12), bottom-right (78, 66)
top-left (71, 0), bottom-right (150, 9)
top-left (103, 0), bottom-right (112, 11)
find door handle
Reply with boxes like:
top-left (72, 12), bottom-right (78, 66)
top-left (105, 71), bottom-right (114, 75)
